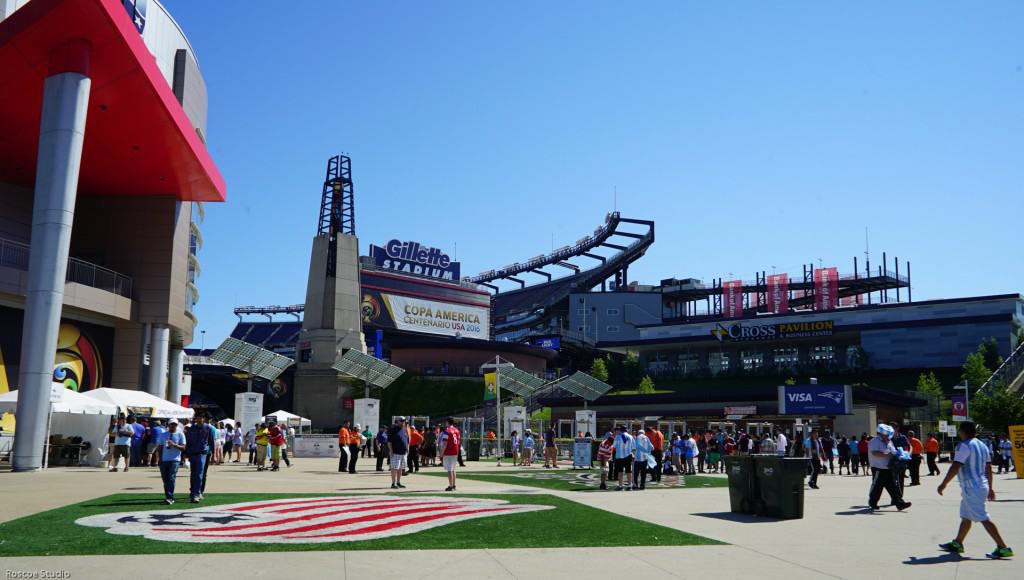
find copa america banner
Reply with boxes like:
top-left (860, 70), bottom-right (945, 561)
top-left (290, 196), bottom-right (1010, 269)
top-left (767, 273), bottom-right (789, 314)
top-left (724, 280), bottom-right (743, 318)
top-left (814, 267), bottom-right (839, 311)
top-left (382, 293), bottom-right (489, 340)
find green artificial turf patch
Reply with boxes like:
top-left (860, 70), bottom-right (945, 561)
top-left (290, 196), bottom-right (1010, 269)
top-left (0, 493), bottom-right (721, 556)
top-left (421, 469), bottom-right (728, 492)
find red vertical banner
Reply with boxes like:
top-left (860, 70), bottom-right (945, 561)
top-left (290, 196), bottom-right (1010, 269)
top-left (767, 273), bottom-right (789, 313)
top-left (814, 267), bottom-right (839, 311)
top-left (724, 280), bottom-right (743, 318)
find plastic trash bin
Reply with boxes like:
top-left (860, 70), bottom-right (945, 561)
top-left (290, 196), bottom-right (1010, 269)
top-left (724, 455), bottom-right (758, 514)
top-left (465, 439), bottom-right (482, 461)
top-left (754, 455), bottom-right (808, 519)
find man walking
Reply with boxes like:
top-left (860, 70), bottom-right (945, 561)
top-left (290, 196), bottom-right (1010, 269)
top-left (387, 417), bottom-right (409, 489)
top-left (648, 426), bottom-right (665, 483)
top-left (806, 428), bottom-right (826, 489)
top-left (937, 421), bottom-right (1014, 559)
top-left (348, 424), bottom-right (362, 474)
top-left (440, 417), bottom-right (461, 491)
top-left (338, 420), bottom-right (351, 473)
top-left (868, 424), bottom-right (911, 511)
top-left (374, 426), bottom-right (389, 472)
top-left (908, 430), bottom-right (924, 485)
top-left (128, 416), bottom-right (145, 467)
top-left (184, 413), bottom-right (214, 503)
top-left (613, 425), bottom-right (635, 491)
top-left (408, 425), bottom-right (423, 473)
top-left (821, 430), bottom-right (836, 474)
top-left (544, 424), bottom-right (558, 469)
top-left (597, 432), bottom-right (615, 490)
top-left (110, 416), bottom-right (133, 472)
top-left (925, 432), bottom-right (940, 476)
top-left (775, 429), bottom-right (788, 457)
top-left (633, 428), bottom-right (654, 490)
top-left (156, 419), bottom-right (186, 504)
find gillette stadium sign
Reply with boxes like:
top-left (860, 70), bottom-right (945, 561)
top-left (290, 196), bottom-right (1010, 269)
top-left (369, 239), bottom-right (461, 281)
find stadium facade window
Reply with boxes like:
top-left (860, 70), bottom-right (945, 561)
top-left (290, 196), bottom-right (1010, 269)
top-left (606, 325), bottom-right (620, 332)
top-left (677, 353), bottom-right (700, 375)
top-left (741, 350), bottom-right (764, 370)
top-left (811, 345), bottom-right (835, 362)
top-left (709, 352), bottom-right (730, 374)
top-left (606, 308), bottom-right (620, 315)
top-left (577, 308), bottom-right (585, 315)
top-left (773, 347), bottom-right (799, 366)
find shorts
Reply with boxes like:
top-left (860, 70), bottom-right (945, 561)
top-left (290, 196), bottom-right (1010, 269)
top-left (114, 445), bottom-right (129, 461)
top-left (270, 445), bottom-right (281, 460)
top-left (224, 441), bottom-right (234, 453)
top-left (389, 454), bottom-right (407, 471)
top-left (146, 444), bottom-right (157, 454)
top-left (614, 457), bottom-right (632, 473)
top-left (960, 485), bottom-right (990, 522)
top-left (443, 455), bottom-right (459, 472)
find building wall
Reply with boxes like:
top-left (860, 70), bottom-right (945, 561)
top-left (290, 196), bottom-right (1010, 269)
top-left (389, 347), bottom-right (547, 376)
top-left (569, 292), bottom-right (662, 344)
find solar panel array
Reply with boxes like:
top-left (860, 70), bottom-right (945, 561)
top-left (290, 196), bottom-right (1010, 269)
top-left (558, 371), bottom-right (613, 401)
top-left (496, 366), bottom-right (546, 396)
top-left (332, 348), bottom-right (405, 389)
top-left (210, 337), bottom-right (294, 381)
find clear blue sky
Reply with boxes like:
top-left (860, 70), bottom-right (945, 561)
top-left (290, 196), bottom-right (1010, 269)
top-left (164, 1), bottom-right (1023, 348)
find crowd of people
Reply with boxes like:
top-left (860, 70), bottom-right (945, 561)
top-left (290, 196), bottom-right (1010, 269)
top-left (343, 416), bottom-right (466, 491)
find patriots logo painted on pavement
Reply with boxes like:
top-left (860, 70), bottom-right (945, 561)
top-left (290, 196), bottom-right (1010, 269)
top-left (76, 496), bottom-right (553, 544)
top-left (817, 391), bottom-right (844, 404)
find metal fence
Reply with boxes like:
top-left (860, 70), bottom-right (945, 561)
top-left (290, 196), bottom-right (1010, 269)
top-left (0, 237), bottom-right (133, 298)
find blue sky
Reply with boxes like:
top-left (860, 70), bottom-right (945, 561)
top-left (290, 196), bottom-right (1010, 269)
top-left (164, 1), bottom-right (1023, 347)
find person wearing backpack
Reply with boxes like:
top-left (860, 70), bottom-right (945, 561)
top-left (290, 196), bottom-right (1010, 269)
top-left (613, 425), bottom-right (635, 491)
top-left (440, 417), bottom-right (461, 491)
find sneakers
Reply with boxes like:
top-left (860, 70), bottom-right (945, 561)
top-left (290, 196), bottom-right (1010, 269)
top-left (164, 498), bottom-right (174, 505)
top-left (396, 483), bottom-right (406, 489)
top-left (391, 483), bottom-right (398, 489)
top-left (615, 485), bottom-right (623, 491)
top-left (896, 502), bottom-right (912, 511)
top-left (988, 546), bottom-right (1014, 559)
top-left (445, 486), bottom-right (454, 491)
top-left (599, 483), bottom-right (608, 490)
top-left (939, 540), bottom-right (964, 554)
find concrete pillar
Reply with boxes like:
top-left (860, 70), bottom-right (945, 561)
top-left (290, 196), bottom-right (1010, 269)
top-left (167, 347), bottom-right (185, 405)
top-left (13, 40), bottom-right (91, 472)
top-left (148, 325), bottom-right (170, 399)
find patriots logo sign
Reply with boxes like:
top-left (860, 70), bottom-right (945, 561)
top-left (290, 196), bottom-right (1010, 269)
top-left (818, 391), bottom-right (844, 404)
top-left (76, 496), bottom-right (552, 544)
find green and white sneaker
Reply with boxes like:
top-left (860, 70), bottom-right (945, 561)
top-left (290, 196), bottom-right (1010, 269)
top-left (938, 540), bottom-right (964, 554)
top-left (987, 546), bottom-right (1014, 559)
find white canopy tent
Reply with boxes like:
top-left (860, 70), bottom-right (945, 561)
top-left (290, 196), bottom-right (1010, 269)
top-left (266, 410), bottom-right (311, 432)
top-left (0, 389), bottom-right (118, 467)
top-left (82, 388), bottom-right (194, 419)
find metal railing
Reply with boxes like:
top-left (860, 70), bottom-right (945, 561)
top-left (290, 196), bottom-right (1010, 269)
top-left (0, 237), bottom-right (133, 298)
top-left (979, 341), bottom-right (1024, 395)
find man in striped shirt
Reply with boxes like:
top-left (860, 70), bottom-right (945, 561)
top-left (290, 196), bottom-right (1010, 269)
top-left (937, 421), bottom-right (1014, 559)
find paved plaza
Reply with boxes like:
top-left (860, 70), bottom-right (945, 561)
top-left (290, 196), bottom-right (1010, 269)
top-left (1, 458), bottom-right (1021, 579)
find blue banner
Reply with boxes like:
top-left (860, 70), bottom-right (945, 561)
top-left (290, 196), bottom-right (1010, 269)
top-left (778, 384), bottom-right (852, 415)
top-left (530, 337), bottom-right (561, 349)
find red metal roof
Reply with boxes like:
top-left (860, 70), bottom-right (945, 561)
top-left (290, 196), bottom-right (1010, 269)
top-left (0, 0), bottom-right (226, 202)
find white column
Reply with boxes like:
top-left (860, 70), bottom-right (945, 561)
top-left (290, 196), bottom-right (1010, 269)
top-left (148, 325), bottom-right (170, 399)
top-left (13, 44), bottom-right (92, 472)
top-left (167, 347), bottom-right (185, 405)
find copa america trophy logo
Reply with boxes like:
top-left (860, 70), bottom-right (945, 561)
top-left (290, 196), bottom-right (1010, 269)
top-left (76, 496), bottom-right (552, 544)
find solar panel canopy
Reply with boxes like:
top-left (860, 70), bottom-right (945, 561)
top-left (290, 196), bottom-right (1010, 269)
top-left (332, 348), bottom-right (405, 389)
top-left (496, 366), bottom-right (546, 397)
top-left (559, 371), bottom-right (613, 401)
top-left (210, 337), bottom-right (293, 381)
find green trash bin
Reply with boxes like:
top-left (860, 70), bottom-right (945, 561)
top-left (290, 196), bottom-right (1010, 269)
top-left (465, 439), bottom-right (481, 461)
top-left (754, 455), bottom-right (808, 519)
top-left (723, 455), bottom-right (758, 514)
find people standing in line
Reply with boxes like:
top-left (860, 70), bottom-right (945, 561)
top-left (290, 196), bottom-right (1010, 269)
top-left (925, 432), bottom-right (940, 476)
top-left (486, 429), bottom-right (496, 457)
top-left (408, 425), bottom-right (423, 473)
top-left (613, 425), bottom-right (635, 491)
top-left (456, 424), bottom-right (466, 468)
top-left (230, 424), bottom-right (243, 463)
top-left (695, 431), bottom-right (707, 473)
top-left (423, 426), bottom-right (437, 467)
top-left (937, 421), bottom-right (1014, 559)
top-left (806, 429), bottom-right (826, 489)
top-left (684, 432), bottom-right (698, 475)
top-left (337, 420), bottom-right (352, 473)
top-left (633, 428), bottom-right (654, 490)
top-left (648, 426), bottom-right (665, 482)
top-left (669, 433), bottom-right (683, 476)
top-left (908, 430), bottom-right (924, 486)
top-left (110, 416), bottom-right (133, 472)
top-left (127, 416), bottom-right (145, 467)
top-left (156, 419), bottom-right (186, 504)
top-left (222, 424), bottom-right (234, 464)
top-left (837, 436), bottom-right (852, 475)
top-left (775, 429), bottom-right (788, 458)
top-left (184, 413), bottom-right (214, 503)
top-left (146, 420), bottom-right (164, 467)
top-left (387, 417), bottom-right (409, 489)
top-left (440, 417), bottom-right (461, 491)
top-left (245, 424), bottom-right (256, 465)
top-left (997, 435), bottom-right (1014, 474)
top-left (597, 432), bottom-right (615, 490)
top-left (522, 430), bottom-right (535, 466)
top-left (211, 422), bottom-right (223, 465)
top-left (858, 433), bottom-right (871, 476)
top-left (821, 430), bottom-right (836, 474)
top-left (255, 423), bottom-right (269, 471)
top-left (510, 430), bottom-right (521, 466)
top-left (849, 435), bottom-right (860, 475)
top-left (348, 424), bottom-right (362, 474)
top-left (362, 425), bottom-right (373, 458)
top-left (267, 422), bottom-right (284, 471)
top-left (760, 431), bottom-right (777, 456)
top-left (543, 424), bottom-right (558, 469)
top-left (867, 424), bottom-right (912, 511)
top-left (374, 426), bottom-right (389, 472)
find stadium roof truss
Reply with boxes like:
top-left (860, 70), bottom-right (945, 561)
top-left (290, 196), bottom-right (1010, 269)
top-left (332, 348), bottom-right (405, 389)
top-left (210, 338), bottom-right (293, 382)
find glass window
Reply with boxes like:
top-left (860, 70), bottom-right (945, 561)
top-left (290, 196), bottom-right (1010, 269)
top-left (709, 352), bottom-right (730, 374)
top-left (811, 345), bottom-right (835, 361)
top-left (606, 308), bottom-right (620, 315)
top-left (741, 350), bottom-right (763, 370)
top-left (773, 347), bottom-right (799, 366)
top-left (606, 325), bottom-right (620, 332)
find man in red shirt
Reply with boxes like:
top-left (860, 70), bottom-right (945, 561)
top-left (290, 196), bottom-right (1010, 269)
top-left (925, 432), bottom-right (941, 476)
top-left (908, 430), bottom-right (924, 486)
top-left (646, 427), bottom-right (665, 483)
top-left (337, 421), bottom-right (351, 473)
top-left (439, 417), bottom-right (461, 491)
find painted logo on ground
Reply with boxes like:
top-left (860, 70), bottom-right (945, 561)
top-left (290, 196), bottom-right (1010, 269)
top-left (76, 496), bottom-right (552, 544)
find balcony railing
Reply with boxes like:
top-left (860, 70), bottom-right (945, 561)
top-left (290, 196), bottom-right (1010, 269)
top-left (0, 237), bottom-right (133, 298)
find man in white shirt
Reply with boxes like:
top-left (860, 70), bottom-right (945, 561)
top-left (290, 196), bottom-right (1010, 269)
top-left (868, 424), bottom-right (911, 511)
top-left (612, 425), bottom-right (635, 491)
top-left (775, 430), bottom-right (788, 457)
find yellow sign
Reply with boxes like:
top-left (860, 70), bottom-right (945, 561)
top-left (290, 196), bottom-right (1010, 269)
top-left (1008, 425), bottom-right (1024, 480)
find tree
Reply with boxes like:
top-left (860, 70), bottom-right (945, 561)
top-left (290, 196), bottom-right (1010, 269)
top-left (784, 377), bottom-right (796, 385)
top-left (637, 375), bottom-right (655, 394)
top-left (915, 371), bottom-right (943, 396)
top-left (623, 352), bottom-right (641, 383)
top-left (961, 351), bottom-right (992, 390)
top-left (915, 371), bottom-right (945, 421)
top-left (590, 357), bottom-right (609, 383)
top-left (971, 388), bottom-right (1024, 434)
top-left (979, 337), bottom-right (1004, 372)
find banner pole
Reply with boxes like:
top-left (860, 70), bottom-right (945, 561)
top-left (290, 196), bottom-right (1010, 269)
top-left (495, 356), bottom-right (503, 467)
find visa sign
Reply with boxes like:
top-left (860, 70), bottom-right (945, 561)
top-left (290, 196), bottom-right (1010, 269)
top-left (778, 384), bottom-right (852, 415)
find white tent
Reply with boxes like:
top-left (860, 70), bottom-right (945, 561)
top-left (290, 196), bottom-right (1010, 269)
top-left (82, 388), bottom-right (194, 419)
top-left (0, 389), bottom-right (118, 467)
top-left (266, 409), bottom-right (311, 431)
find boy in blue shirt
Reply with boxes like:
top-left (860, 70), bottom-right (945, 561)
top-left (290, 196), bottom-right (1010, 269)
top-left (156, 420), bottom-right (187, 504)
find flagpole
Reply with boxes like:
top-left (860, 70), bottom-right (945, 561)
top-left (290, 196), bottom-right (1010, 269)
top-left (495, 355), bottom-right (503, 467)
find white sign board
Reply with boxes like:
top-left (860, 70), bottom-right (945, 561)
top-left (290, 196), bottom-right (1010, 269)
top-left (947, 425), bottom-right (958, 436)
top-left (292, 436), bottom-right (339, 458)
top-left (50, 383), bottom-right (65, 404)
top-left (354, 398), bottom-right (381, 432)
top-left (503, 406), bottom-right (526, 437)
top-left (381, 293), bottom-right (490, 340)
top-left (234, 392), bottom-right (264, 434)
top-left (575, 410), bottom-right (596, 437)
top-left (938, 420), bottom-right (948, 432)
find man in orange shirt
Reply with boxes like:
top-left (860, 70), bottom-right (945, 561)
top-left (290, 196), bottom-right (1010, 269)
top-left (925, 432), bottom-right (941, 476)
top-left (338, 420), bottom-right (351, 473)
top-left (408, 424), bottom-right (424, 473)
top-left (647, 426), bottom-right (665, 483)
top-left (908, 430), bottom-right (924, 486)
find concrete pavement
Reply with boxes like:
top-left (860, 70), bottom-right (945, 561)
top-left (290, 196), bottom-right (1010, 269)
top-left (2, 458), bottom-right (1021, 579)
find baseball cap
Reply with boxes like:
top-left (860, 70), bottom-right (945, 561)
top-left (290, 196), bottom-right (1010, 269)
top-left (395, 416), bottom-right (406, 422)
top-left (168, 419), bottom-right (179, 425)
top-left (876, 424), bottom-right (894, 437)
top-left (604, 431), bottom-right (613, 438)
